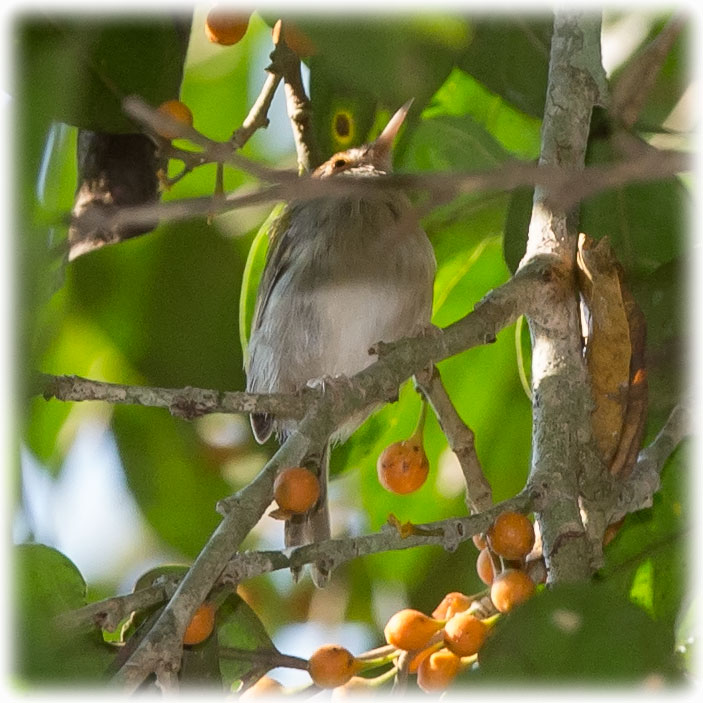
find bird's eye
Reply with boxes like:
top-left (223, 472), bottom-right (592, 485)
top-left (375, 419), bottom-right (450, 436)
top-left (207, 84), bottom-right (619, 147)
top-left (334, 159), bottom-right (347, 169)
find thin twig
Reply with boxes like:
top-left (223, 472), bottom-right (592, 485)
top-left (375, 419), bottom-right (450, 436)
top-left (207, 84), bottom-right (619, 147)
top-left (55, 579), bottom-right (177, 633)
top-left (610, 404), bottom-right (690, 522)
top-left (123, 95), bottom-right (289, 184)
top-left (272, 20), bottom-right (321, 171)
top-left (69, 148), bottom-right (688, 244)
top-left (415, 367), bottom-right (493, 513)
top-left (219, 647), bottom-right (309, 671)
top-left (231, 73), bottom-right (281, 149)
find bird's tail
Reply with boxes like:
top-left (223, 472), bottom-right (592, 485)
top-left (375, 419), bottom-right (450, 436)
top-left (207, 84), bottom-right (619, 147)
top-left (284, 446), bottom-right (331, 587)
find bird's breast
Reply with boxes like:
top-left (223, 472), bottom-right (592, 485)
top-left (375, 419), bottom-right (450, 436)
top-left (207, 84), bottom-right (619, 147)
top-left (308, 278), bottom-right (424, 377)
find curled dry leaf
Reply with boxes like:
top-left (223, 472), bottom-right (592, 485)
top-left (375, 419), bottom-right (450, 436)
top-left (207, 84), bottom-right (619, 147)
top-left (577, 233), bottom-right (649, 481)
top-left (577, 233), bottom-right (632, 467)
top-left (609, 282), bottom-right (648, 479)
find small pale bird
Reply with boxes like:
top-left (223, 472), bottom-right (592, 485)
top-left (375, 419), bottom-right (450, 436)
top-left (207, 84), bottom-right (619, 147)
top-left (246, 101), bottom-right (436, 586)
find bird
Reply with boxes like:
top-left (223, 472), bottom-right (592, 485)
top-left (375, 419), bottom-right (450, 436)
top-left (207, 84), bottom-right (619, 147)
top-left (245, 100), bottom-right (436, 586)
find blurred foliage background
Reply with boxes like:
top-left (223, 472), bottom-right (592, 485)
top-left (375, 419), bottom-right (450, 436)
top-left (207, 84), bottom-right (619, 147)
top-left (13, 6), bottom-right (692, 688)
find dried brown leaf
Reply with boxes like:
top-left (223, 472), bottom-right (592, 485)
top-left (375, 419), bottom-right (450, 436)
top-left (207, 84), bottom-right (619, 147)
top-left (577, 234), bottom-right (632, 465)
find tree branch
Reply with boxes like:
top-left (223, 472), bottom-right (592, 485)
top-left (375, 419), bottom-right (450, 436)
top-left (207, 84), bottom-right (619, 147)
top-left (222, 493), bottom-right (532, 585)
top-left (520, 12), bottom-right (609, 583)
top-left (35, 373), bottom-right (310, 421)
top-left (109, 263), bottom-right (540, 690)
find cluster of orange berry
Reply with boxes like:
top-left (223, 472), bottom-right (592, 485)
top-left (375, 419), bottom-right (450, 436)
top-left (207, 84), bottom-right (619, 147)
top-left (289, 512), bottom-right (536, 694)
top-left (179, 510), bottom-right (538, 694)
top-left (474, 510), bottom-right (537, 612)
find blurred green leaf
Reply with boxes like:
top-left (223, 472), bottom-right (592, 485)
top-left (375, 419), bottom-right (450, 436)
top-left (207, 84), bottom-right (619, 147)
top-left (458, 17), bottom-right (553, 118)
top-left (295, 16), bottom-right (468, 160)
top-left (66, 217), bottom-right (246, 390)
top-left (503, 187), bottom-right (534, 273)
top-left (599, 444), bottom-right (688, 630)
top-left (627, 257), bottom-right (684, 435)
top-left (18, 17), bottom-right (189, 133)
top-left (424, 67), bottom-right (542, 159)
top-left (581, 136), bottom-right (686, 278)
top-left (112, 407), bottom-right (232, 558)
top-left (475, 582), bottom-right (680, 682)
top-left (15, 544), bottom-right (114, 683)
top-left (24, 312), bottom-right (134, 475)
top-left (217, 593), bottom-right (276, 689)
top-left (308, 65), bottom-right (378, 161)
top-left (503, 139), bottom-right (687, 278)
top-left (610, 17), bottom-right (690, 130)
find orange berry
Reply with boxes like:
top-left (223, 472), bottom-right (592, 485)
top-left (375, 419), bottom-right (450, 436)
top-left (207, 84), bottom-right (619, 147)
top-left (308, 645), bottom-right (359, 689)
top-left (205, 8), bottom-right (249, 46)
top-left (476, 548), bottom-right (497, 585)
top-left (408, 641), bottom-right (443, 674)
top-left (443, 611), bottom-right (488, 657)
top-left (384, 609), bottom-right (444, 651)
top-left (472, 533), bottom-right (487, 550)
top-left (273, 20), bottom-right (316, 57)
top-left (273, 467), bottom-right (320, 514)
top-left (240, 676), bottom-right (284, 699)
top-left (331, 676), bottom-right (370, 698)
top-left (183, 602), bottom-right (216, 645)
top-left (432, 592), bottom-right (472, 620)
top-left (487, 511), bottom-right (535, 560)
top-left (156, 100), bottom-right (194, 140)
top-left (490, 569), bottom-right (536, 613)
top-left (377, 439), bottom-right (429, 494)
top-left (416, 648), bottom-right (462, 693)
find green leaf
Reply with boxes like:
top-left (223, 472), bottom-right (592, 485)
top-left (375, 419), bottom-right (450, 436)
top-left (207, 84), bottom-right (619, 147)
top-left (631, 257), bottom-right (684, 429)
top-left (24, 312), bottom-right (134, 475)
top-left (599, 444), bottom-right (688, 630)
top-left (503, 187), bottom-right (534, 273)
top-left (458, 17), bottom-right (553, 118)
top-left (424, 67), bottom-right (542, 159)
top-left (308, 66), bottom-right (378, 161)
top-left (609, 17), bottom-right (690, 130)
top-left (66, 215), bottom-right (247, 391)
top-left (475, 582), bottom-right (680, 682)
top-left (297, 16), bottom-right (468, 160)
top-left (502, 138), bottom-right (687, 278)
top-left (581, 136), bottom-right (686, 278)
top-left (18, 18), bottom-right (189, 133)
top-left (112, 406), bottom-right (232, 558)
top-left (301, 16), bottom-right (468, 108)
top-left (239, 204), bottom-right (285, 366)
top-left (181, 623), bottom-right (223, 686)
top-left (15, 544), bottom-right (114, 684)
top-left (404, 114), bottom-right (507, 172)
top-left (217, 593), bottom-right (276, 689)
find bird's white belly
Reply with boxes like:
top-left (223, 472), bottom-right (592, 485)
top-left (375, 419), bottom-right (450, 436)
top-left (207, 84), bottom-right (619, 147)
top-left (310, 280), bottom-right (420, 378)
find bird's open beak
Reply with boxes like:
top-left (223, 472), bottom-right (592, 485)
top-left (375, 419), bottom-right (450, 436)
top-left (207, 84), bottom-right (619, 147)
top-left (370, 98), bottom-right (414, 169)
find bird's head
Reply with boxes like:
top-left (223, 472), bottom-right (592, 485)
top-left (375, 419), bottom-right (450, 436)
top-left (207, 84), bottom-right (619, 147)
top-left (312, 99), bottom-right (413, 179)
